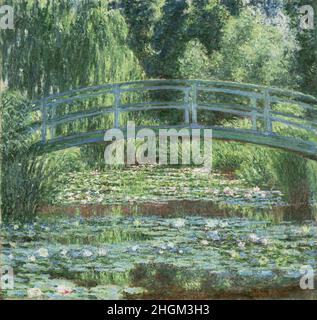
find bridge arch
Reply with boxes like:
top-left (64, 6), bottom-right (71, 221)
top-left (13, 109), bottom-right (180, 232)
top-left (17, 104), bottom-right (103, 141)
top-left (28, 79), bottom-right (317, 160)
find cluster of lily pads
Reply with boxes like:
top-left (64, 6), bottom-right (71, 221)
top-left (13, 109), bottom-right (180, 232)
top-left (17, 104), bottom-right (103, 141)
top-left (1, 214), bottom-right (315, 299)
top-left (49, 166), bottom-right (283, 206)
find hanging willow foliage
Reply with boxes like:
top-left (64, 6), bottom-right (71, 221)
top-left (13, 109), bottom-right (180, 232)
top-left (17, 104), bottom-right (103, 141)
top-left (1, 0), bottom-right (144, 99)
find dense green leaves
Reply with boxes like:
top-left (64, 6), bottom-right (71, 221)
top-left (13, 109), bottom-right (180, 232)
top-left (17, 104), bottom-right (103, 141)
top-left (1, 0), bottom-right (144, 98)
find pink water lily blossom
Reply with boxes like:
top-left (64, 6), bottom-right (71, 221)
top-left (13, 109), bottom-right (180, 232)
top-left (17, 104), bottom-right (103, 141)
top-left (56, 285), bottom-right (73, 295)
top-left (252, 186), bottom-right (261, 193)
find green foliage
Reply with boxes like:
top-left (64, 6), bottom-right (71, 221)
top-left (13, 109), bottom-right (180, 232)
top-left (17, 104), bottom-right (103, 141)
top-left (151, 0), bottom-right (191, 78)
top-left (0, 92), bottom-right (31, 159)
top-left (272, 151), bottom-right (311, 206)
top-left (0, 91), bottom-right (46, 220)
top-left (212, 141), bottom-right (246, 173)
top-left (210, 8), bottom-right (298, 86)
top-left (177, 40), bottom-right (212, 79)
top-left (123, 0), bottom-right (164, 76)
top-left (123, 0), bottom-right (229, 79)
top-left (236, 147), bottom-right (277, 188)
top-left (284, 0), bottom-right (317, 96)
top-left (1, 0), bottom-right (144, 98)
top-left (188, 0), bottom-right (230, 54)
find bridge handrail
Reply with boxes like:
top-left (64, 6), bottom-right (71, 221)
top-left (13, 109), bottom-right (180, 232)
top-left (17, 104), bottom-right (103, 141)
top-left (25, 79), bottom-right (317, 160)
top-left (30, 79), bottom-right (317, 108)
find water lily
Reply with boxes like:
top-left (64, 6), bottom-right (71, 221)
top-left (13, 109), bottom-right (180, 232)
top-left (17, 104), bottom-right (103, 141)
top-left (172, 218), bottom-right (186, 229)
top-left (82, 249), bottom-right (93, 257)
top-left (201, 240), bottom-right (209, 246)
top-left (252, 186), bottom-right (261, 193)
top-left (167, 242), bottom-right (175, 249)
top-left (258, 256), bottom-right (269, 266)
top-left (237, 241), bottom-right (245, 249)
top-left (206, 231), bottom-right (221, 241)
top-left (230, 250), bottom-right (240, 260)
top-left (97, 248), bottom-right (108, 256)
top-left (37, 248), bottom-right (49, 258)
top-left (301, 225), bottom-right (310, 235)
top-left (56, 285), bottom-right (73, 295)
top-left (160, 244), bottom-right (167, 250)
top-left (223, 187), bottom-right (234, 196)
top-left (28, 255), bottom-right (36, 262)
top-left (245, 192), bottom-right (253, 199)
top-left (260, 238), bottom-right (269, 246)
top-left (133, 219), bottom-right (142, 227)
top-left (249, 233), bottom-right (260, 243)
top-left (27, 288), bottom-right (43, 298)
top-left (60, 249), bottom-right (68, 256)
top-left (219, 221), bottom-right (228, 228)
top-left (205, 219), bottom-right (218, 229)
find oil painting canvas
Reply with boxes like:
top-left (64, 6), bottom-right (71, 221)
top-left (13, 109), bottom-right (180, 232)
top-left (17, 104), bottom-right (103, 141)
top-left (0, 0), bottom-right (316, 302)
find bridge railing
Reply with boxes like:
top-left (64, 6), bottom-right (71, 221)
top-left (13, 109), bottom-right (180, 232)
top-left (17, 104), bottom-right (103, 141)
top-left (29, 79), bottom-right (317, 156)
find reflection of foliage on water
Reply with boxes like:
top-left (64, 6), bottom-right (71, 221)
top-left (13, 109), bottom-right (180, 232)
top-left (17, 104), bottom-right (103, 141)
top-left (1, 214), bottom-right (316, 299)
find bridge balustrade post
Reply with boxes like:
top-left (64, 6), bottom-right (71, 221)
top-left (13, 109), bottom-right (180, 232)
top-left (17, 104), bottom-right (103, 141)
top-left (191, 82), bottom-right (198, 125)
top-left (113, 85), bottom-right (120, 128)
top-left (250, 98), bottom-right (257, 131)
top-left (41, 102), bottom-right (47, 144)
top-left (50, 105), bottom-right (56, 140)
top-left (263, 89), bottom-right (272, 134)
top-left (184, 88), bottom-right (190, 124)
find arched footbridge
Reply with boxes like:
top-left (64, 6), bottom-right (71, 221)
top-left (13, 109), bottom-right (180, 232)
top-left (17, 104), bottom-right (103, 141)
top-left (29, 80), bottom-right (317, 160)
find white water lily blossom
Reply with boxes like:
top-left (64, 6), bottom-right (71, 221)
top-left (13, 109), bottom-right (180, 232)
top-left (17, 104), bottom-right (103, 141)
top-left (97, 248), bottom-right (108, 256)
top-left (219, 221), bottom-right (228, 228)
top-left (205, 219), bottom-right (218, 229)
top-left (27, 288), bottom-right (43, 298)
top-left (249, 233), bottom-right (260, 243)
top-left (28, 255), bottom-right (36, 262)
top-left (37, 248), bottom-right (49, 258)
top-left (82, 249), bottom-right (93, 257)
top-left (260, 238), bottom-right (269, 246)
top-left (167, 242), bottom-right (175, 249)
top-left (237, 241), bottom-right (246, 249)
top-left (172, 218), bottom-right (186, 229)
top-left (60, 249), bottom-right (68, 256)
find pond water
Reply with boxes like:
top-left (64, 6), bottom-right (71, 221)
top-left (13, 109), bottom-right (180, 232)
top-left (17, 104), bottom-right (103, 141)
top-left (1, 213), bottom-right (316, 299)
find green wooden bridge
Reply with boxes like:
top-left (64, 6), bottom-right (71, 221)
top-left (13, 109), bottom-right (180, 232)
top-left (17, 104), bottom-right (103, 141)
top-left (29, 79), bottom-right (317, 160)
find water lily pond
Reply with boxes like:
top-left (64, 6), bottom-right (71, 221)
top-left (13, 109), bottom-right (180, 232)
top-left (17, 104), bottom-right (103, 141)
top-left (49, 166), bottom-right (284, 207)
top-left (1, 213), bottom-right (316, 299)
